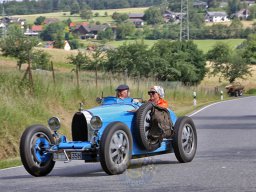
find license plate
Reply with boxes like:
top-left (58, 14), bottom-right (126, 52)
top-left (53, 152), bottom-right (82, 161)
top-left (53, 153), bottom-right (68, 161)
top-left (70, 152), bottom-right (82, 160)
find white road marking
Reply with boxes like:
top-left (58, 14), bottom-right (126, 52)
top-left (0, 165), bottom-right (23, 171)
top-left (189, 96), bottom-right (255, 117)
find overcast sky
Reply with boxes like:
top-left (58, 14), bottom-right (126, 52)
top-left (0, 0), bottom-right (23, 3)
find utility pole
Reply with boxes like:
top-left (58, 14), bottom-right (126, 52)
top-left (179, 0), bottom-right (189, 41)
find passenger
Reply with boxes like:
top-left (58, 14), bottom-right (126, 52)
top-left (148, 86), bottom-right (168, 108)
top-left (116, 84), bottom-right (130, 99)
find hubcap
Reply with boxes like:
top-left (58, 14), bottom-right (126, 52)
top-left (30, 132), bottom-right (51, 166)
top-left (109, 130), bottom-right (129, 165)
top-left (182, 124), bottom-right (194, 154)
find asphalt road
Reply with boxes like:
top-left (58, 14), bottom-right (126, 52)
top-left (1, 96), bottom-right (256, 192)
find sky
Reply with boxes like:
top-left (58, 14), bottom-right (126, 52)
top-left (0, 0), bottom-right (23, 3)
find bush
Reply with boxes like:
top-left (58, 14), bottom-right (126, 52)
top-left (247, 88), bottom-right (256, 94)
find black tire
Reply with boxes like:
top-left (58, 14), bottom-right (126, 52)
top-left (99, 122), bottom-right (132, 175)
top-left (135, 102), bottom-right (161, 151)
top-left (20, 124), bottom-right (55, 177)
top-left (172, 116), bottom-right (197, 163)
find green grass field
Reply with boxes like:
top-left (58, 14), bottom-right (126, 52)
top-left (14, 7), bottom-right (148, 24)
top-left (193, 39), bottom-right (245, 53)
top-left (103, 39), bottom-right (245, 53)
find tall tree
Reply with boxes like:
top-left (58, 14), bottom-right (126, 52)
top-left (144, 7), bottom-right (164, 25)
top-left (151, 40), bottom-right (206, 84)
top-left (40, 22), bottom-right (65, 41)
top-left (241, 34), bottom-right (256, 64)
top-left (207, 42), bottom-right (251, 83)
top-left (116, 22), bottom-right (136, 40)
top-left (70, 0), bottom-right (80, 15)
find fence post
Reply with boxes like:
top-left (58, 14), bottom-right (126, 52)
top-left (193, 91), bottom-right (197, 107)
top-left (220, 90), bottom-right (223, 100)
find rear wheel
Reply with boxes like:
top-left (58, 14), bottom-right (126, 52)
top-left (99, 122), bottom-right (132, 175)
top-left (20, 125), bottom-right (55, 177)
top-left (172, 116), bottom-right (197, 163)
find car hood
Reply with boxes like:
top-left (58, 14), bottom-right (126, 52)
top-left (87, 104), bottom-right (138, 124)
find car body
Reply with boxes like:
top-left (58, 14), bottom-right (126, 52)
top-left (20, 96), bottom-right (197, 176)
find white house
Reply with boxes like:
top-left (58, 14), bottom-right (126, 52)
top-left (64, 40), bottom-right (71, 51)
top-left (205, 11), bottom-right (229, 22)
top-left (24, 28), bottom-right (39, 36)
top-left (235, 9), bottom-right (250, 20)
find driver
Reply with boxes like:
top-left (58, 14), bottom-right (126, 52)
top-left (148, 86), bottom-right (168, 108)
top-left (116, 84), bottom-right (130, 99)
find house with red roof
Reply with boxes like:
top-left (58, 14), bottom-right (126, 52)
top-left (31, 25), bottom-right (43, 32)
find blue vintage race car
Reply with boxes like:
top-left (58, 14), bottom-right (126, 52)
top-left (20, 96), bottom-right (197, 176)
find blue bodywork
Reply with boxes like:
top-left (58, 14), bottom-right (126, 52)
top-left (50, 96), bottom-right (177, 159)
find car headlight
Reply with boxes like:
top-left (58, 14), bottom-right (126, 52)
top-left (48, 117), bottom-right (61, 131)
top-left (90, 116), bottom-right (102, 130)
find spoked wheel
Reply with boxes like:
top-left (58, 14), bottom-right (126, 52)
top-left (135, 102), bottom-right (161, 151)
top-left (20, 125), bottom-right (55, 177)
top-left (172, 116), bottom-right (197, 163)
top-left (99, 122), bottom-right (132, 175)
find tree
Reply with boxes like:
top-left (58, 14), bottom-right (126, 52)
top-left (54, 32), bottom-right (64, 48)
top-left (82, 46), bottom-right (107, 88)
top-left (228, 18), bottom-right (243, 38)
top-left (241, 34), bottom-right (256, 64)
top-left (31, 50), bottom-right (51, 70)
top-left (207, 0), bottom-right (220, 8)
top-left (0, 25), bottom-right (38, 70)
top-left (70, 0), bottom-right (80, 15)
top-left (0, 25), bottom-right (39, 89)
top-left (144, 7), bottom-right (164, 25)
top-left (68, 51), bottom-right (88, 88)
top-left (168, 0), bottom-right (181, 12)
top-left (207, 42), bottom-right (251, 83)
top-left (105, 41), bottom-right (152, 78)
top-left (112, 12), bottom-right (129, 23)
top-left (80, 8), bottom-right (93, 20)
top-left (40, 22), bottom-right (65, 41)
top-left (116, 22), bottom-right (136, 40)
top-left (97, 28), bottom-right (115, 40)
top-left (248, 5), bottom-right (256, 20)
top-left (227, 0), bottom-right (241, 16)
top-left (34, 16), bottom-right (46, 25)
top-left (151, 40), bottom-right (206, 84)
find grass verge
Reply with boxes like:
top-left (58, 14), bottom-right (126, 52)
top-left (0, 157), bottom-right (21, 169)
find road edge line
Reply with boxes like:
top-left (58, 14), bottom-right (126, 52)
top-left (189, 96), bottom-right (255, 117)
top-left (0, 165), bottom-right (23, 171)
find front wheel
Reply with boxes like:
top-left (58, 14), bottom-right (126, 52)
top-left (172, 116), bottom-right (197, 163)
top-left (20, 124), bottom-right (55, 177)
top-left (99, 122), bottom-right (132, 175)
